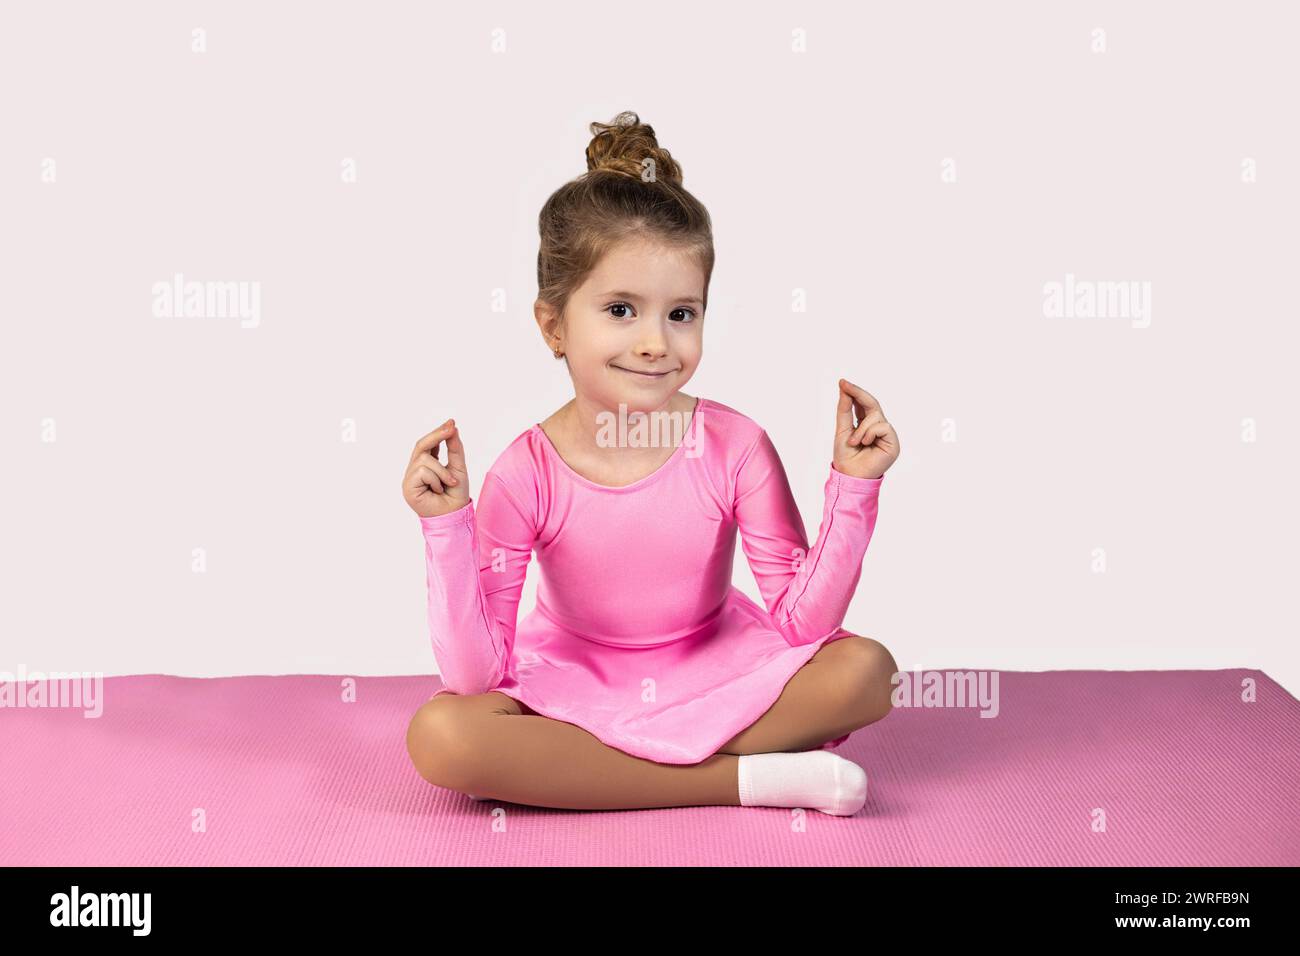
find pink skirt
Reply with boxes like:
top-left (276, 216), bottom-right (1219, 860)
top-left (431, 586), bottom-right (858, 764)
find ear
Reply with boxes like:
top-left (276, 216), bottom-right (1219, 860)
top-left (534, 298), bottom-right (563, 346)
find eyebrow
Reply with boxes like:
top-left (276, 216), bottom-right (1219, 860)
top-left (597, 290), bottom-right (704, 307)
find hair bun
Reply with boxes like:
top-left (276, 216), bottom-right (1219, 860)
top-left (585, 110), bottom-right (683, 185)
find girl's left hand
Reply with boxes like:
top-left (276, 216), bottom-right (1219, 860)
top-left (833, 378), bottom-right (900, 480)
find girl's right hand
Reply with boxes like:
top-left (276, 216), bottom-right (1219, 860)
top-left (403, 418), bottom-right (471, 518)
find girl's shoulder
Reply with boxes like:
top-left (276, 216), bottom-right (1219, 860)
top-left (478, 424), bottom-right (544, 506)
top-left (693, 397), bottom-right (778, 488)
top-left (696, 396), bottom-right (766, 452)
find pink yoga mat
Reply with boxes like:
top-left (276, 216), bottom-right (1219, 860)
top-left (2, 668), bottom-right (1296, 866)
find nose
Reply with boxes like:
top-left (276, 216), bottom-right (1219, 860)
top-left (634, 324), bottom-right (670, 360)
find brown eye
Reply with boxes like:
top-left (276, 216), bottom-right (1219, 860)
top-left (607, 302), bottom-right (633, 319)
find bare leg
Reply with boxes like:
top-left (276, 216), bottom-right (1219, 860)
top-left (406, 691), bottom-right (741, 810)
top-left (405, 635), bottom-right (897, 811)
top-left (716, 635), bottom-right (898, 755)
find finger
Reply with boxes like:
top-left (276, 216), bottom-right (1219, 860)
top-left (855, 421), bottom-right (892, 450)
top-left (864, 421), bottom-right (891, 443)
top-left (417, 454), bottom-right (459, 487)
top-left (850, 413), bottom-right (886, 446)
top-left (865, 421), bottom-right (900, 454)
top-left (404, 463), bottom-right (443, 497)
top-left (411, 419), bottom-right (457, 460)
top-left (411, 463), bottom-right (446, 496)
top-left (443, 422), bottom-right (467, 474)
top-left (836, 383), bottom-right (856, 436)
top-left (416, 441), bottom-right (466, 482)
top-left (880, 421), bottom-right (900, 454)
top-left (839, 378), bottom-right (883, 421)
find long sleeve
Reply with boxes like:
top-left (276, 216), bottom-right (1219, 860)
top-left (419, 472), bottom-right (535, 695)
top-left (733, 428), bottom-right (883, 647)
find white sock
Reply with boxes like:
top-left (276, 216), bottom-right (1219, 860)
top-left (736, 750), bottom-right (869, 816)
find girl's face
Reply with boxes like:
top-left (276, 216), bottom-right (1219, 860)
top-left (549, 237), bottom-right (705, 414)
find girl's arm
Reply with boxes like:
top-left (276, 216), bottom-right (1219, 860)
top-left (733, 428), bottom-right (883, 647)
top-left (418, 472), bottom-right (535, 695)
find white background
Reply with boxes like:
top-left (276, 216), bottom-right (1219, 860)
top-left (2, 1), bottom-right (1296, 695)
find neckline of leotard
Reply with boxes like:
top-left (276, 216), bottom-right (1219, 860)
top-left (532, 396), bottom-right (705, 494)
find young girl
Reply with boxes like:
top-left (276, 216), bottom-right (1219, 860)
top-left (402, 112), bottom-right (900, 816)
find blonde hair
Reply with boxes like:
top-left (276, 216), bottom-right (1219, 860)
top-left (536, 111), bottom-right (714, 356)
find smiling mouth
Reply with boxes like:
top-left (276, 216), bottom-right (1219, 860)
top-left (612, 365), bottom-right (677, 378)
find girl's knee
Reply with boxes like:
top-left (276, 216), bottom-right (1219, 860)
top-left (405, 696), bottom-right (482, 789)
top-left (831, 636), bottom-right (898, 725)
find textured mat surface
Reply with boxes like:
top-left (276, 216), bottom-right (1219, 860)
top-left (2, 668), bottom-right (1296, 866)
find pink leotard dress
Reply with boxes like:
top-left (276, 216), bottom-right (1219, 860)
top-left (419, 396), bottom-right (884, 765)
